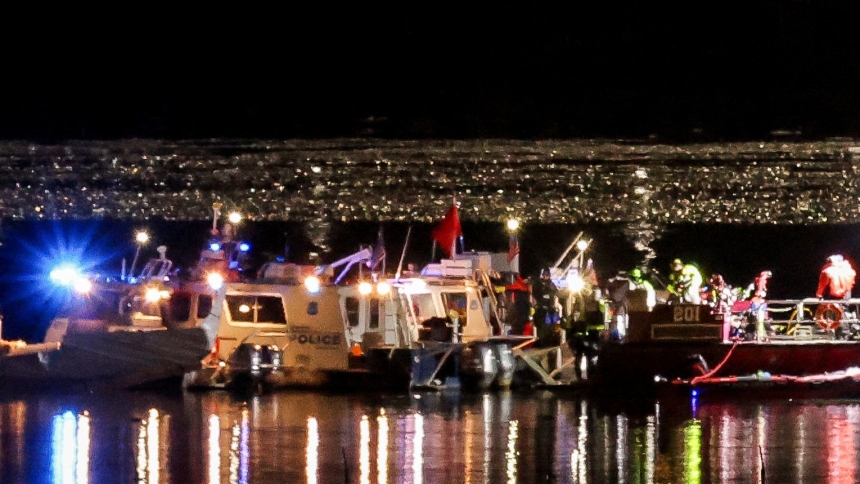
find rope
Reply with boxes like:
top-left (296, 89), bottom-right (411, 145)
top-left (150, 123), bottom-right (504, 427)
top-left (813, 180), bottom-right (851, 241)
top-left (690, 340), bottom-right (740, 385)
top-left (766, 306), bottom-right (793, 313)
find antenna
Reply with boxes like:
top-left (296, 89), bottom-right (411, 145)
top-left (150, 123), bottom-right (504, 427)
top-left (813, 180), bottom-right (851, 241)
top-left (552, 231), bottom-right (583, 270)
top-left (396, 226), bottom-right (413, 280)
top-left (211, 202), bottom-right (222, 234)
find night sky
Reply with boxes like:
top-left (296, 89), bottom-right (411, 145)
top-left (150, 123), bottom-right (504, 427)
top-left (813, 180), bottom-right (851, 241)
top-left (2, 2), bottom-right (859, 141)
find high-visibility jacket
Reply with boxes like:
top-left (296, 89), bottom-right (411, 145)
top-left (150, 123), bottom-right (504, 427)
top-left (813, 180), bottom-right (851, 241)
top-left (667, 264), bottom-right (703, 296)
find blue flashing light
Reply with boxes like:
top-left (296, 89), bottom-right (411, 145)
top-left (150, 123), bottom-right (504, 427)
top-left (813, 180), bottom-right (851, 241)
top-left (239, 242), bottom-right (250, 252)
top-left (691, 389), bottom-right (698, 397)
top-left (209, 242), bottom-right (222, 252)
top-left (49, 266), bottom-right (81, 286)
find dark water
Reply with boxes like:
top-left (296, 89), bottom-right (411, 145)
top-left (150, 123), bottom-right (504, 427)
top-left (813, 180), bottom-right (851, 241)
top-left (1, 389), bottom-right (858, 484)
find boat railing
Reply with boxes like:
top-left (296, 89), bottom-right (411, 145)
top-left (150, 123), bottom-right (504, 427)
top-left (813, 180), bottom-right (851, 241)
top-left (749, 298), bottom-right (860, 338)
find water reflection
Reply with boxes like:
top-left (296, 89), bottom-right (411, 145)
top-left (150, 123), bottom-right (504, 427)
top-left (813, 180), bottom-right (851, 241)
top-left (307, 417), bottom-right (319, 484)
top-left (4, 390), bottom-right (860, 483)
top-left (51, 410), bottom-right (89, 484)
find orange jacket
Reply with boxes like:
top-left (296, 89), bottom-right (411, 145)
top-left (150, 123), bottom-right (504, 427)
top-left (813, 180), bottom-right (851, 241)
top-left (816, 260), bottom-right (857, 298)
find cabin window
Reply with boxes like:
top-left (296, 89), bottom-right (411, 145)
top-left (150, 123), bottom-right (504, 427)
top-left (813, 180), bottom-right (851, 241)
top-left (71, 291), bottom-right (122, 321)
top-left (226, 295), bottom-right (287, 324)
top-left (168, 292), bottom-right (192, 322)
top-left (196, 295), bottom-right (213, 318)
top-left (443, 292), bottom-right (468, 319)
top-left (409, 293), bottom-right (436, 323)
top-left (369, 298), bottom-right (380, 329)
top-left (345, 297), bottom-right (360, 327)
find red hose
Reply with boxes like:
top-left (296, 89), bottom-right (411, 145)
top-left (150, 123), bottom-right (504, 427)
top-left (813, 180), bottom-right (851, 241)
top-left (690, 340), bottom-right (740, 386)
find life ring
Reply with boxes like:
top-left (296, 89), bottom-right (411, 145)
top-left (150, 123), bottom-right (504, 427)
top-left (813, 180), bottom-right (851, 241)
top-left (815, 303), bottom-right (844, 331)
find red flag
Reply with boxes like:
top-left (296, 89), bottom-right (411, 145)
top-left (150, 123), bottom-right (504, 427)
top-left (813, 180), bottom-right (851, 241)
top-left (432, 204), bottom-right (461, 257)
top-left (508, 236), bottom-right (520, 263)
top-left (505, 274), bottom-right (530, 292)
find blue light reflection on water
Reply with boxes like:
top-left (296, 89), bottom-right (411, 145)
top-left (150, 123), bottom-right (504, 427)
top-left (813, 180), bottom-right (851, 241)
top-left (50, 410), bottom-right (90, 484)
top-left (5, 390), bottom-right (860, 483)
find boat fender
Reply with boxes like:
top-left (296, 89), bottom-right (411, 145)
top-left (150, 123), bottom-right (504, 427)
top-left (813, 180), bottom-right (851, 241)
top-left (815, 303), bottom-right (844, 331)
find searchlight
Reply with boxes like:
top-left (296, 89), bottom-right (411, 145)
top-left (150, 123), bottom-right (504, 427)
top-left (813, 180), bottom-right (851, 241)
top-left (304, 275), bottom-right (322, 294)
top-left (376, 281), bottom-right (392, 296)
top-left (207, 272), bottom-right (225, 290)
top-left (566, 272), bottom-right (585, 293)
top-left (144, 287), bottom-right (162, 303)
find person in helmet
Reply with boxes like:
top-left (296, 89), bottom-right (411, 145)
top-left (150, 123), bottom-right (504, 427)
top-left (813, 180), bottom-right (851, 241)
top-left (816, 255), bottom-right (856, 300)
top-left (630, 267), bottom-right (656, 310)
top-left (754, 270), bottom-right (773, 298)
top-left (532, 267), bottom-right (561, 346)
top-left (706, 273), bottom-right (735, 314)
top-left (667, 258), bottom-right (703, 304)
top-left (606, 270), bottom-right (632, 338)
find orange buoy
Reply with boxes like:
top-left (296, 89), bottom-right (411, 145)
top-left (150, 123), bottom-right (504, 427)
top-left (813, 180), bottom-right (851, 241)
top-left (815, 303), bottom-right (844, 331)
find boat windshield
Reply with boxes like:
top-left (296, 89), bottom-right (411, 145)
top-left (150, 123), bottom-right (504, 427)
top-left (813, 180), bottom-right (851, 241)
top-left (226, 295), bottom-right (287, 325)
top-left (68, 291), bottom-right (125, 321)
top-left (408, 293), bottom-right (437, 323)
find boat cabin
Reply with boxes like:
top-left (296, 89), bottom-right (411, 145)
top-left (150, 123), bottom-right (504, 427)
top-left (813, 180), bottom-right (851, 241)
top-left (393, 259), bottom-right (501, 345)
top-left (45, 278), bottom-right (220, 342)
top-left (625, 304), bottom-right (726, 343)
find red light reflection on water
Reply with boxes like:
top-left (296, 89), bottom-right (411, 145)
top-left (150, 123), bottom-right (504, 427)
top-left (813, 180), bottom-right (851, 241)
top-left (826, 406), bottom-right (856, 484)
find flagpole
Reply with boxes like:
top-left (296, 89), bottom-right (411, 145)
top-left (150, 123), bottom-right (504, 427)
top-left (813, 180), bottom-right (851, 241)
top-left (381, 230), bottom-right (387, 274)
top-left (452, 197), bottom-right (459, 260)
top-left (507, 219), bottom-right (520, 274)
top-left (396, 226), bottom-right (412, 280)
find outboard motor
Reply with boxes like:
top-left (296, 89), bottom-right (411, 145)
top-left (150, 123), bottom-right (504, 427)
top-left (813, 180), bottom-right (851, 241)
top-left (228, 343), bottom-right (283, 392)
top-left (461, 343), bottom-right (498, 390)
top-left (493, 343), bottom-right (515, 388)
